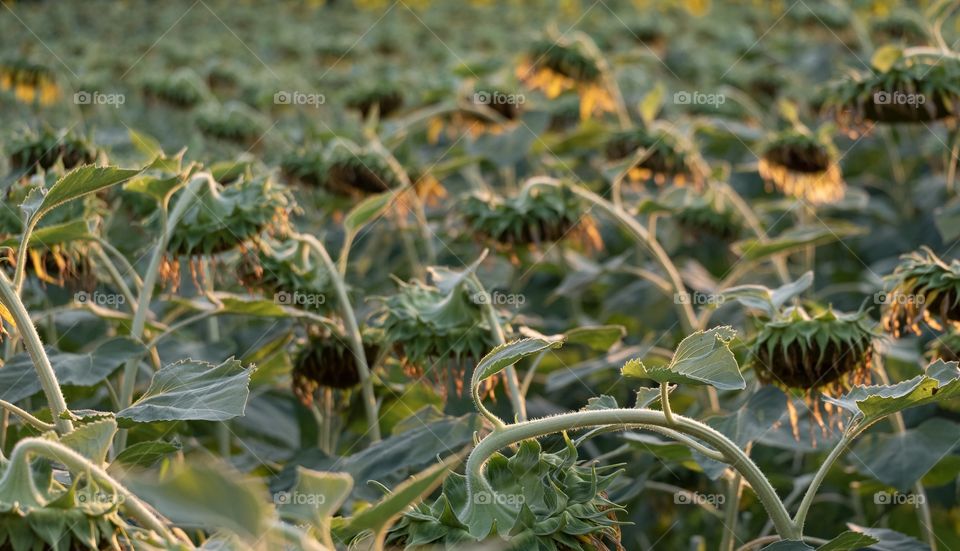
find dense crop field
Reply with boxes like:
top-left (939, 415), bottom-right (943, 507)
top-left (2, 0), bottom-right (960, 549)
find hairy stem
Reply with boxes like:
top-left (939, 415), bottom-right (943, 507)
top-left (296, 233), bottom-right (381, 442)
top-left (464, 408), bottom-right (798, 539)
top-left (0, 271), bottom-right (73, 434)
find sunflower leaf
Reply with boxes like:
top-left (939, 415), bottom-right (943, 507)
top-left (473, 336), bottom-right (564, 385)
top-left (622, 326), bottom-right (745, 390)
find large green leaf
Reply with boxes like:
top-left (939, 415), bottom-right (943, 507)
top-left (117, 357), bottom-right (253, 424)
top-left (473, 336), bottom-right (564, 385)
top-left (0, 337), bottom-right (147, 403)
top-left (732, 223), bottom-right (864, 262)
top-left (845, 524), bottom-right (929, 550)
top-left (818, 531), bottom-right (881, 550)
top-left (563, 325), bottom-right (626, 352)
top-left (824, 360), bottom-right (960, 424)
top-left (28, 166), bottom-right (140, 224)
top-left (127, 460), bottom-right (270, 540)
top-left (850, 417), bottom-right (960, 491)
top-left (278, 468), bottom-right (353, 549)
top-left (112, 439), bottom-right (182, 468)
top-left (622, 326), bottom-right (745, 390)
top-left (0, 219), bottom-right (93, 249)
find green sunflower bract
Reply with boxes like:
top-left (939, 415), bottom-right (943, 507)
top-left (386, 438), bottom-right (625, 551)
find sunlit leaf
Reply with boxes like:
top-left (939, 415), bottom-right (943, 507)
top-left (622, 326), bottom-right (744, 390)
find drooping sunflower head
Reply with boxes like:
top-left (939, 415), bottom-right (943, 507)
top-left (650, 185), bottom-right (742, 241)
top-left (324, 149), bottom-right (399, 197)
top-left (280, 144), bottom-right (327, 188)
top-left (164, 174), bottom-right (291, 287)
top-left (196, 101), bottom-right (268, 144)
top-left (821, 57), bottom-right (960, 129)
top-left (291, 329), bottom-right (380, 406)
top-left (387, 437), bottom-right (625, 550)
top-left (371, 267), bottom-right (502, 398)
top-left (786, 1), bottom-right (852, 31)
top-left (758, 130), bottom-right (844, 204)
top-left (605, 126), bottom-right (702, 187)
top-left (0, 58), bottom-right (60, 106)
top-left (751, 307), bottom-right (876, 434)
top-left (345, 82), bottom-right (405, 119)
top-left (517, 39), bottom-right (614, 119)
top-left (881, 247), bottom-right (960, 338)
top-left (461, 184), bottom-right (600, 256)
top-left (870, 10), bottom-right (930, 45)
top-left (142, 68), bottom-right (208, 108)
top-left (6, 127), bottom-right (101, 177)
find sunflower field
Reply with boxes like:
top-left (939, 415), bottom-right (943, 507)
top-left (2, 0), bottom-right (960, 549)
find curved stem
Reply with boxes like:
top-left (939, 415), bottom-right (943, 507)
top-left (721, 473), bottom-right (744, 551)
top-left (464, 408), bottom-right (798, 540)
top-left (116, 174), bottom-right (206, 452)
top-left (524, 177), bottom-right (697, 332)
top-left (0, 399), bottom-right (55, 431)
top-left (94, 237), bottom-right (144, 292)
top-left (0, 271), bottom-right (73, 434)
top-left (468, 273), bottom-right (526, 423)
top-left (295, 233), bottom-right (381, 442)
top-left (660, 383), bottom-right (675, 424)
top-left (92, 245), bottom-right (138, 311)
top-left (793, 429), bottom-right (855, 531)
top-left (8, 438), bottom-right (179, 543)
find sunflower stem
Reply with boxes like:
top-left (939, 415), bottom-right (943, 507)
top-left (463, 408), bottom-right (798, 540)
top-left (468, 273), bottom-right (526, 423)
top-left (295, 233), bottom-right (381, 442)
top-left (116, 174), bottom-right (207, 453)
top-left (0, 270), bottom-right (73, 434)
top-left (523, 177), bottom-right (697, 333)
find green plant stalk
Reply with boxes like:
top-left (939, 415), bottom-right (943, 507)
top-left (7, 437), bottom-right (179, 543)
top-left (793, 428), bottom-right (856, 532)
top-left (116, 175), bottom-right (206, 452)
top-left (469, 273), bottom-right (527, 423)
top-left (0, 271), bottom-right (73, 434)
top-left (721, 471), bottom-right (744, 551)
top-left (464, 408), bottom-right (799, 540)
top-left (296, 233), bottom-right (381, 442)
top-left (525, 177), bottom-right (697, 333)
top-left (0, 399), bottom-right (55, 431)
top-left (92, 245), bottom-right (138, 311)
